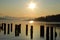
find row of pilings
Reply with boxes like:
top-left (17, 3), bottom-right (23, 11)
top-left (1, 23), bottom-right (13, 34)
top-left (0, 23), bottom-right (57, 40)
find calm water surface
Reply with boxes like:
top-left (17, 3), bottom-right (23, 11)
top-left (0, 20), bottom-right (60, 40)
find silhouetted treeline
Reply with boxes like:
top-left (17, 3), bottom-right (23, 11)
top-left (34, 14), bottom-right (60, 22)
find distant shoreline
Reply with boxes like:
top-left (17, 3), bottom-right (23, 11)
top-left (34, 14), bottom-right (60, 22)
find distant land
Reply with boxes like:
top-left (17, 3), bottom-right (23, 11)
top-left (34, 14), bottom-right (60, 22)
top-left (0, 14), bottom-right (60, 22)
top-left (0, 16), bottom-right (33, 21)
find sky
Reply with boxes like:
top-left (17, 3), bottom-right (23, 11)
top-left (0, 0), bottom-right (60, 18)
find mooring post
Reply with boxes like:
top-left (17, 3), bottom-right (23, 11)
top-left (4, 23), bottom-right (6, 35)
top-left (19, 24), bottom-right (21, 33)
top-left (26, 24), bottom-right (28, 36)
top-left (15, 24), bottom-right (20, 36)
top-left (7, 24), bottom-right (10, 34)
top-left (50, 27), bottom-right (53, 40)
top-left (2, 23), bottom-right (4, 30)
top-left (40, 25), bottom-right (44, 37)
top-left (11, 23), bottom-right (13, 32)
top-left (30, 25), bottom-right (33, 39)
top-left (46, 27), bottom-right (49, 40)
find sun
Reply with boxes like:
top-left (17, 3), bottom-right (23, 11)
top-left (28, 2), bottom-right (36, 9)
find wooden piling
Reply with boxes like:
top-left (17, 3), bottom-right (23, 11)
top-left (46, 27), bottom-right (49, 40)
top-left (4, 23), bottom-right (6, 35)
top-left (30, 25), bottom-right (33, 39)
top-left (26, 24), bottom-right (28, 36)
top-left (7, 24), bottom-right (10, 34)
top-left (40, 25), bottom-right (44, 37)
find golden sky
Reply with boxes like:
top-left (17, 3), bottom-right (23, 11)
top-left (0, 0), bottom-right (60, 18)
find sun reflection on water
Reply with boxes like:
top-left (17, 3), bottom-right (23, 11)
top-left (29, 21), bottom-right (34, 23)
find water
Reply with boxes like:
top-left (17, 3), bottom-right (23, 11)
top-left (0, 20), bottom-right (60, 40)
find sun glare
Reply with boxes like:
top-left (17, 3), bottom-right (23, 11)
top-left (28, 2), bottom-right (36, 9)
top-left (29, 21), bottom-right (34, 23)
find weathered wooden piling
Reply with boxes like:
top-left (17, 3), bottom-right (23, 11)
top-left (55, 32), bottom-right (57, 40)
top-left (55, 27), bottom-right (57, 40)
top-left (0, 24), bottom-right (2, 30)
top-left (26, 24), bottom-right (28, 36)
top-left (30, 25), bottom-right (33, 39)
top-left (11, 23), bottom-right (13, 32)
top-left (0, 24), bottom-right (2, 31)
top-left (46, 27), bottom-right (49, 40)
top-left (19, 24), bottom-right (21, 33)
top-left (2, 23), bottom-right (4, 30)
top-left (7, 24), bottom-right (10, 34)
top-left (40, 25), bottom-right (44, 37)
top-left (4, 23), bottom-right (6, 35)
top-left (15, 24), bottom-right (20, 36)
top-left (50, 27), bottom-right (53, 40)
